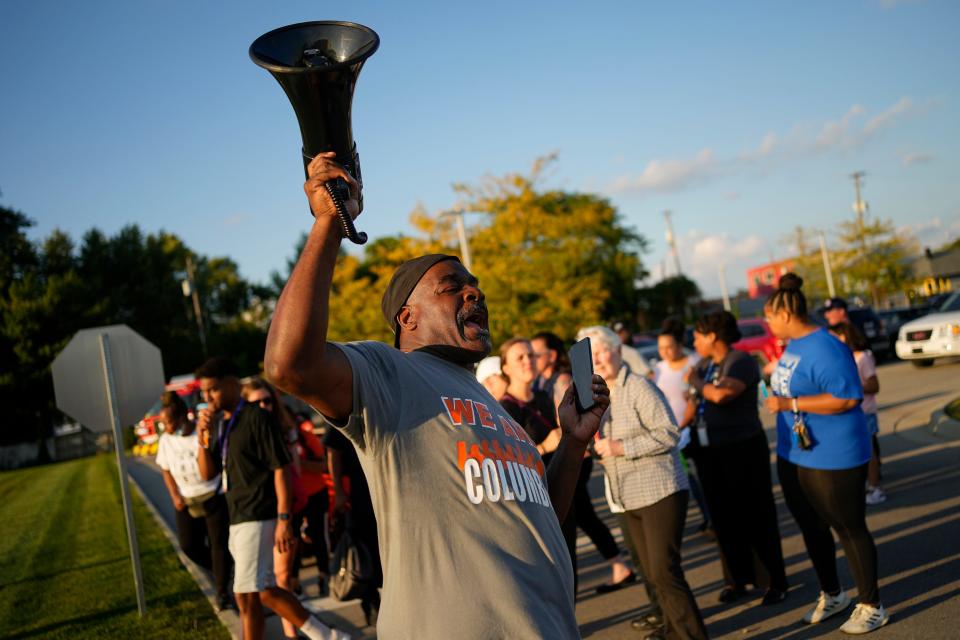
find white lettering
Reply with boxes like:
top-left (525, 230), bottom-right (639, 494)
top-left (507, 461), bottom-right (527, 502)
top-left (496, 460), bottom-right (516, 501)
top-left (481, 458), bottom-right (502, 503)
top-left (464, 458), bottom-right (483, 504)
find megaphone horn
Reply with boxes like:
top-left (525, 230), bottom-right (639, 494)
top-left (250, 21), bottom-right (380, 245)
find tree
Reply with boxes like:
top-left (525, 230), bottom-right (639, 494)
top-left (834, 217), bottom-right (917, 305)
top-left (636, 275), bottom-right (702, 329)
top-left (445, 156), bottom-right (648, 342)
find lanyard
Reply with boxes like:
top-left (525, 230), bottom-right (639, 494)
top-left (696, 362), bottom-right (717, 418)
top-left (218, 400), bottom-right (246, 475)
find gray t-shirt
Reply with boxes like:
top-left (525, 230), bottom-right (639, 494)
top-left (320, 341), bottom-right (578, 640)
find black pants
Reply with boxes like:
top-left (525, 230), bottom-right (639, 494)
top-left (624, 491), bottom-right (707, 640)
top-left (574, 458), bottom-right (620, 560)
top-left (617, 513), bottom-right (662, 617)
top-left (695, 432), bottom-right (788, 591)
top-left (293, 490), bottom-right (330, 582)
top-left (174, 493), bottom-right (231, 597)
top-left (777, 458), bottom-right (880, 605)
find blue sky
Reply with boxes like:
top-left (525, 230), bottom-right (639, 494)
top-left (2, 0), bottom-right (957, 297)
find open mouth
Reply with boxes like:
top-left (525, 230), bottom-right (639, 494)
top-left (459, 305), bottom-right (490, 338)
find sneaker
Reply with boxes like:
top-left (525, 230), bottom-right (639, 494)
top-left (803, 590), bottom-right (852, 624)
top-left (630, 613), bottom-right (663, 632)
top-left (840, 603), bottom-right (890, 634)
top-left (214, 592), bottom-right (235, 612)
top-left (865, 487), bottom-right (887, 505)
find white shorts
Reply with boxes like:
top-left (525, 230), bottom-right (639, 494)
top-left (228, 519), bottom-right (277, 593)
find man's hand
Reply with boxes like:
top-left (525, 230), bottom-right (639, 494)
top-left (594, 438), bottom-right (624, 459)
top-left (275, 519), bottom-right (296, 554)
top-left (196, 407), bottom-right (216, 449)
top-left (304, 152), bottom-right (360, 220)
top-left (557, 375), bottom-right (610, 445)
top-left (173, 494), bottom-right (187, 512)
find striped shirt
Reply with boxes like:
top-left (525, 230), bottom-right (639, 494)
top-left (600, 364), bottom-right (689, 511)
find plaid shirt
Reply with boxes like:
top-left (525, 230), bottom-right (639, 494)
top-left (600, 364), bottom-right (689, 511)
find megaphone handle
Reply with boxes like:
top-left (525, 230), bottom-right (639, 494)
top-left (324, 180), bottom-right (368, 245)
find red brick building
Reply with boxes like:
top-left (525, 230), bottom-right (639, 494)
top-left (746, 259), bottom-right (796, 299)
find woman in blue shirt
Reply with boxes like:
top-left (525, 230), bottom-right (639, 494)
top-left (764, 274), bottom-right (887, 634)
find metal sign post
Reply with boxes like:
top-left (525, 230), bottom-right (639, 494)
top-left (99, 333), bottom-right (147, 618)
top-left (52, 324), bottom-right (164, 620)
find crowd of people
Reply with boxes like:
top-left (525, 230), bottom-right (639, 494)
top-left (153, 153), bottom-right (890, 639)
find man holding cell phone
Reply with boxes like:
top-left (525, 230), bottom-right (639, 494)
top-left (264, 152), bottom-right (610, 639)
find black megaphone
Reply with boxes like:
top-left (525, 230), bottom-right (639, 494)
top-left (250, 21), bottom-right (379, 244)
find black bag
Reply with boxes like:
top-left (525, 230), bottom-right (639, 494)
top-left (328, 524), bottom-right (375, 601)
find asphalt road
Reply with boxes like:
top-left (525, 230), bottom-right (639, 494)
top-left (130, 357), bottom-right (960, 639)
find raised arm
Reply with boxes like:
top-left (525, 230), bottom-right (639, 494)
top-left (265, 153), bottom-right (360, 420)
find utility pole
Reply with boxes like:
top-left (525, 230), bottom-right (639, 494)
top-left (851, 171), bottom-right (878, 306)
top-left (718, 262), bottom-right (731, 312)
top-left (183, 256), bottom-right (208, 356)
top-left (663, 210), bottom-right (682, 277)
top-left (818, 230), bottom-right (836, 298)
top-left (441, 209), bottom-right (473, 273)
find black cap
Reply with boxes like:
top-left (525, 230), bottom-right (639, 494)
top-left (381, 254), bottom-right (461, 347)
top-left (824, 297), bottom-right (848, 310)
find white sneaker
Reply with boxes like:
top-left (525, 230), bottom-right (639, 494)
top-left (840, 602), bottom-right (890, 634)
top-left (865, 487), bottom-right (887, 505)
top-left (803, 590), bottom-right (852, 624)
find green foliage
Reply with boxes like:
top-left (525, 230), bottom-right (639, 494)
top-left (0, 212), bottom-right (266, 445)
top-left (0, 455), bottom-right (229, 639)
top-left (445, 156), bottom-right (648, 342)
top-left (636, 275), bottom-right (702, 328)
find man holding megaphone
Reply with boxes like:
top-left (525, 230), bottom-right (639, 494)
top-left (265, 152), bottom-right (610, 639)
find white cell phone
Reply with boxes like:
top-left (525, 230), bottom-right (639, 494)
top-left (569, 337), bottom-right (596, 413)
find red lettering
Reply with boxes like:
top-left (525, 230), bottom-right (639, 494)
top-left (441, 397), bottom-right (476, 427)
top-left (475, 402), bottom-right (496, 430)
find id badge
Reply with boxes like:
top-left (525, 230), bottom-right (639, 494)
top-left (221, 469), bottom-right (229, 493)
top-left (696, 416), bottom-right (709, 447)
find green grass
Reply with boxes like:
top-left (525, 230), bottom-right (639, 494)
top-left (0, 455), bottom-right (229, 639)
top-left (946, 397), bottom-right (960, 421)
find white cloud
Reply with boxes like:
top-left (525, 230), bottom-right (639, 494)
top-left (898, 215), bottom-right (960, 249)
top-left (663, 230), bottom-right (769, 295)
top-left (225, 213), bottom-right (251, 226)
top-left (815, 104), bottom-right (867, 150)
top-left (607, 148), bottom-right (717, 194)
top-left (863, 97), bottom-right (914, 136)
top-left (902, 151), bottom-right (933, 166)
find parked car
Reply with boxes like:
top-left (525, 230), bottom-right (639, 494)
top-left (895, 292), bottom-right (960, 367)
top-left (877, 306), bottom-right (934, 355)
top-left (733, 318), bottom-right (785, 371)
top-left (132, 374), bottom-right (202, 456)
top-left (814, 303), bottom-right (890, 360)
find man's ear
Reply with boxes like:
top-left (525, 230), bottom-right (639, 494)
top-left (396, 305), bottom-right (417, 333)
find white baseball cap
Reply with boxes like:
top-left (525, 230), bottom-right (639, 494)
top-left (475, 356), bottom-right (502, 383)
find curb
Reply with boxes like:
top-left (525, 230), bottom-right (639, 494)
top-left (128, 472), bottom-right (243, 640)
top-left (892, 394), bottom-right (960, 439)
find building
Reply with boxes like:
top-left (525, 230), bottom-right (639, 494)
top-left (746, 259), bottom-right (796, 299)
top-left (912, 246), bottom-right (960, 297)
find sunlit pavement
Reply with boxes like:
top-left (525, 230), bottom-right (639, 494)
top-left (130, 358), bottom-right (960, 639)
top-left (575, 358), bottom-right (960, 639)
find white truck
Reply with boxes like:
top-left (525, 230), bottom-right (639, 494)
top-left (895, 292), bottom-right (960, 367)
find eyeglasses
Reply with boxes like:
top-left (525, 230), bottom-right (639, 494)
top-left (250, 396), bottom-right (273, 409)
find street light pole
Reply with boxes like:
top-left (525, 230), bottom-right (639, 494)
top-left (818, 230), bottom-right (837, 298)
top-left (663, 210), bottom-right (683, 277)
top-left (718, 262), bottom-right (731, 312)
top-left (183, 256), bottom-right (208, 356)
top-left (441, 209), bottom-right (473, 273)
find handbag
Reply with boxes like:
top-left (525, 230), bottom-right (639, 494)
top-left (328, 515), bottom-right (376, 601)
top-left (183, 489), bottom-right (218, 518)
